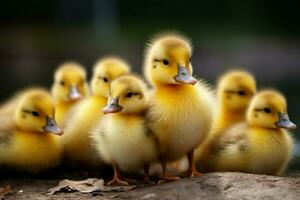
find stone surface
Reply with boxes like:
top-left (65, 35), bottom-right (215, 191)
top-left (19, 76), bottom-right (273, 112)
top-left (1, 172), bottom-right (300, 200)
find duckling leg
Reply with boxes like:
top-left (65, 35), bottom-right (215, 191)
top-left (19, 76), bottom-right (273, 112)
top-left (107, 164), bottom-right (129, 186)
top-left (158, 157), bottom-right (180, 184)
top-left (187, 150), bottom-right (202, 177)
top-left (142, 163), bottom-right (154, 184)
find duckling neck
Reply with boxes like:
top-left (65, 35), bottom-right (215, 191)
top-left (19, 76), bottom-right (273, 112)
top-left (153, 83), bottom-right (194, 91)
top-left (15, 126), bottom-right (55, 137)
top-left (217, 108), bottom-right (247, 129)
top-left (110, 113), bottom-right (142, 122)
top-left (248, 124), bottom-right (282, 132)
top-left (93, 94), bottom-right (107, 101)
top-left (56, 99), bottom-right (75, 106)
top-left (55, 99), bottom-right (78, 110)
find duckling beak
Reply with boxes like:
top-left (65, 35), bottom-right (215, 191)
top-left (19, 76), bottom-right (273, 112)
top-left (275, 112), bottom-right (297, 130)
top-left (174, 64), bottom-right (197, 85)
top-left (43, 116), bottom-right (64, 135)
top-left (69, 85), bottom-right (82, 100)
top-left (103, 97), bottom-right (123, 114)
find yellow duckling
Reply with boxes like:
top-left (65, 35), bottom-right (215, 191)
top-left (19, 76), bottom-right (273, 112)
top-left (215, 70), bottom-right (257, 131)
top-left (0, 89), bottom-right (63, 174)
top-left (194, 70), bottom-right (256, 169)
top-left (197, 90), bottom-right (296, 175)
top-left (63, 57), bottom-right (130, 168)
top-left (51, 62), bottom-right (89, 126)
top-left (92, 75), bottom-right (157, 185)
top-left (144, 33), bottom-right (216, 181)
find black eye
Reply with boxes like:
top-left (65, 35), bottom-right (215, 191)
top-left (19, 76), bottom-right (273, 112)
top-left (238, 91), bottom-right (246, 96)
top-left (126, 92), bottom-right (133, 98)
top-left (60, 80), bottom-right (65, 86)
top-left (103, 77), bottom-right (108, 83)
top-left (32, 111), bottom-right (40, 117)
top-left (162, 59), bottom-right (169, 65)
top-left (264, 108), bottom-right (271, 113)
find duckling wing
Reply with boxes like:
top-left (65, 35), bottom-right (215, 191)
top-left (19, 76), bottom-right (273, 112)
top-left (0, 117), bottom-right (14, 145)
top-left (210, 123), bottom-right (249, 156)
top-left (142, 108), bottom-right (160, 145)
top-left (0, 97), bottom-right (19, 145)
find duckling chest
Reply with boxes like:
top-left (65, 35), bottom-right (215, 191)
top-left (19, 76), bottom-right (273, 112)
top-left (105, 116), bottom-right (148, 144)
top-left (8, 131), bottom-right (62, 165)
top-left (55, 101), bottom-right (76, 126)
top-left (69, 97), bottom-right (106, 130)
top-left (248, 129), bottom-right (292, 171)
top-left (148, 87), bottom-right (212, 157)
top-left (104, 116), bottom-right (155, 170)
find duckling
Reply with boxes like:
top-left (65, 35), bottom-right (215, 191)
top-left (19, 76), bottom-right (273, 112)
top-left (214, 70), bottom-right (257, 131)
top-left (63, 57), bottom-right (130, 168)
top-left (144, 33), bottom-right (216, 181)
top-left (51, 62), bottom-right (89, 126)
top-left (196, 90), bottom-right (296, 175)
top-left (0, 89), bottom-right (63, 174)
top-left (92, 75), bottom-right (157, 185)
top-left (194, 70), bottom-right (256, 168)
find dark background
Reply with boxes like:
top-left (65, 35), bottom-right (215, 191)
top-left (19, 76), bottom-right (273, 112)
top-left (0, 0), bottom-right (299, 172)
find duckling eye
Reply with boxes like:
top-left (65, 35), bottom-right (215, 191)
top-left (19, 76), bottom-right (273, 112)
top-left (238, 91), bottom-right (246, 96)
top-left (60, 80), bottom-right (65, 86)
top-left (98, 76), bottom-right (108, 83)
top-left (126, 92), bottom-right (133, 98)
top-left (162, 59), bottom-right (169, 65)
top-left (264, 108), bottom-right (272, 113)
top-left (32, 111), bottom-right (40, 117)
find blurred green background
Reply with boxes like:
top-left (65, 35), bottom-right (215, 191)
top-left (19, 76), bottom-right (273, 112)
top-left (0, 0), bottom-right (299, 172)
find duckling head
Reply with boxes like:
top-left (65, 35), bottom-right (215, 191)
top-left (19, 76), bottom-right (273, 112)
top-left (91, 57), bottom-right (131, 98)
top-left (15, 89), bottom-right (63, 135)
top-left (52, 62), bottom-right (89, 102)
top-left (247, 90), bottom-right (296, 130)
top-left (218, 70), bottom-right (256, 112)
top-left (144, 33), bottom-right (196, 86)
top-left (103, 75), bottom-right (148, 114)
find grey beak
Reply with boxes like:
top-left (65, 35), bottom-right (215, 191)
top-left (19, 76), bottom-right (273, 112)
top-left (275, 112), bottom-right (297, 130)
top-left (102, 97), bottom-right (123, 114)
top-left (69, 85), bottom-right (82, 100)
top-left (173, 64), bottom-right (197, 85)
top-left (43, 116), bottom-right (63, 135)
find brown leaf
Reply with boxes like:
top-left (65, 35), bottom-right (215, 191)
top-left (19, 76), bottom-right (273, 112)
top-left (0, 185), bottom-right (13, 200)
top-left (47, 178), bottom-right (136, 195)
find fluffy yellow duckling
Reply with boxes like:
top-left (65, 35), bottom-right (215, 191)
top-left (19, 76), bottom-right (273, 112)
top-left (0, 89), bottom-right (63, 174)
top-left (215, 70), bottom-right (257, 131)
top-left (51, 62), bottom-right (89, 126)
top-left (92, 75), bottom-right (157, 185)
top-left (194, 70), bottom-right (256, 169)
top-left (144, 33), bottom-right (216, 181)
top-left (197, 90), bottom-right (296, 175)
top-left (63, 57), bottom-right (130, 168)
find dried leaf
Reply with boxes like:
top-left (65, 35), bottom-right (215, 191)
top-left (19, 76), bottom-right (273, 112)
top-left (0, 185), bottom-right (13, 200)
top-left (47, 178), bottom-right (136, 195)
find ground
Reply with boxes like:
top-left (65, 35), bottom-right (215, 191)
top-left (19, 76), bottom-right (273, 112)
top-left (1, 172), bottom-right (300, 200)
